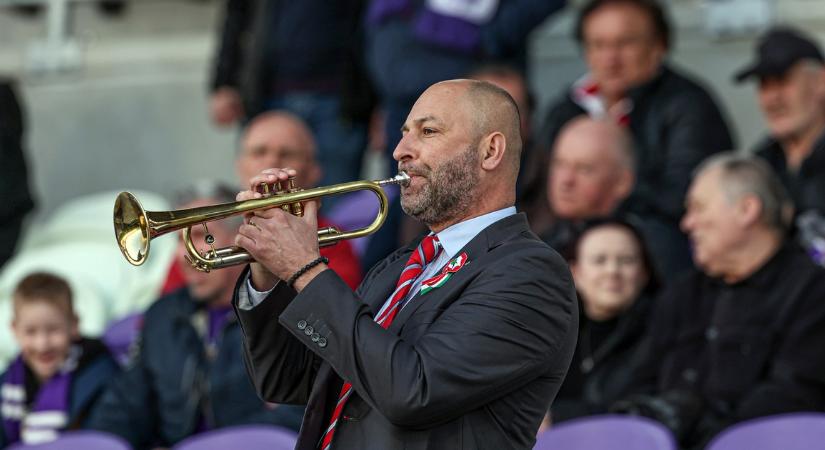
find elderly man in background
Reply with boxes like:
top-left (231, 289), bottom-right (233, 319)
top-left (235, 111), bottom-right (363, 288)
top-left (541, 0), bottom-right (733, 275)
top-left (541, 117), bottom-right (635, 257)
top-left (615, 154), bottom-right (825, 449)
top-left (735, 27), bottom-right (825, 263)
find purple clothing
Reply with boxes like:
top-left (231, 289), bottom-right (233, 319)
top-left (1, 347), bottom-right (78, 445)
top-left (207, 306), bottom-right (233, 347)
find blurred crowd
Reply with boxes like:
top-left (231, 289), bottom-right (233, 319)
top-left (3, 0), bottom-right (825, 449)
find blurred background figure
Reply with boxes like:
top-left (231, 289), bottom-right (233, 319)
top-left (1, 273), bottom-right (118, 447)
top-left (735, 26), bottom-right (825, 265)
top-left (12, 1), bottom-right (127, 18)
top-left (235, 111), bottom-right (363, 288)
top-left (0, 190), bottom-right (175, 368)
top-left (0, 78), bottom-right (35, 271)
top-left (541, 0), bottom-right (734, 277)
top-left (88, 182), bottom-right (304, 450)
top-left (210, 0), bottom-right (372, 190)
top-left (541, 117), bottom-right (635, 258)
top-left (613, 154), bottom-right (825, 450)
top-left (359, 0), bottom-right (566, 269)
top-left (550, 219), bottom-right (659, 423)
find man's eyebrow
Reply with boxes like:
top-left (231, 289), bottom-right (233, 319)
top-left (400, 115), bottom-right (443, 133)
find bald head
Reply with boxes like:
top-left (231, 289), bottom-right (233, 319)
top-left (394, 79), bottom-right (524, 229)
top-left (236, 111), bottom-right (321, 188)
top-left (460, 79), bottom-right (523, 175)
top-left (549, 117), bottom-right (636, 219)
top-left (557, 117), bottom-right (633, 169)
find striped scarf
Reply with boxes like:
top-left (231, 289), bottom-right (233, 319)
top-left (1, 345), bottom-right (79, 445)
top-left (571, 74), bottom-right (633, 127)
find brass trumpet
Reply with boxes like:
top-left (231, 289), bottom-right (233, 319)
top-left (113, 173), bottom-right (410, 272)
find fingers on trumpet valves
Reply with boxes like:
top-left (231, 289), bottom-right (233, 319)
top-left (252, 168), bottom-right (297, 192)
top-left (254, 175), bottom-right (301, 199)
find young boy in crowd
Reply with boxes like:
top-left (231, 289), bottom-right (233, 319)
top-left (0, 272), bottom-right (119, 446)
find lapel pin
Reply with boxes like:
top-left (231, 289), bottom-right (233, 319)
top-left (420, 252), bottom-right (468, 295)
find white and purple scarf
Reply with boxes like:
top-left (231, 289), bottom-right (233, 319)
top-left (1, 345), bottom-right (80, 445)
top-left (367, 0), bottom-right (498, 54)
top-left (570, 74), bottom-right (634, 127)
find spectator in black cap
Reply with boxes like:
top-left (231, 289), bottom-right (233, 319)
top-left (735, 26), bottom-right (825, 263)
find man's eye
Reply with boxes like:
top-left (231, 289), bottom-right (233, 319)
top-left (422, 128), bottom-right (436, 136)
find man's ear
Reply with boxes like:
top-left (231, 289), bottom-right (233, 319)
top-left (480, 132), bottom-right (507, 171)
top-left (615, 169), bottom-right (636, 201)
top-left (738, 194), bottom-right (763, 227)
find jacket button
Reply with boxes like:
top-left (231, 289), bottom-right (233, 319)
top-left (311, 333), bottom-right (320, 342)
top-left (297, 320), bottom-right (307, 330)
top-left (318, 338), bottom-right (327, 348)
top-left (305, 326), bottom-right (314, 335)
top-left (705, 327), bottom-right (719, 341)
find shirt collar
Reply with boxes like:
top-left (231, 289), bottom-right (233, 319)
top-left (434, 207), bottom-right (517, 258)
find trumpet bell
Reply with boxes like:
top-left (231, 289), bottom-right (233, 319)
top-left (113, 191), bottom-right (150, 266)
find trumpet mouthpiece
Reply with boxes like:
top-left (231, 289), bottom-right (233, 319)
top-left (378, 172), bottom-right (411, 187)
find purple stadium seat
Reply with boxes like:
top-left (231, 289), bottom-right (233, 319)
top-left (534, 414), bottom-right (677, 450)
top-left (172, 425), bottom-right (298, 450)
top-left (102, 313), bottom-right (143, 366)
top-left (706, 413), bottom-right (825, 450)
top-left (6, 430), bottom-right (130, 450)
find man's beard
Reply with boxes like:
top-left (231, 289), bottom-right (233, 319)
top-left (399, 144), bottom-right (481, 226)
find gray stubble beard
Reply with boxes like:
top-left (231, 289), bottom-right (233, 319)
top-left (400, 144), bottom-right (481, 227)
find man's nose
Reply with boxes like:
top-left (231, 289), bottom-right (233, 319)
top-left (265, 154), bottom-right (283, 170)
top-left (393, 134), bottom-right (415, 163)
top-left (556, 167), bottom-right (576, 186)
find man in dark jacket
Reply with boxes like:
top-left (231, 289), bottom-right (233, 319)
top-left (232, 80), bottom-right (577, 450)
top-left (615, 154), bottom-right (825, 449)
top-left (210, 0), bottom-right (371, 188)
top-left (88, 182), bottom-right (303, 450)
top-left (0, 78), bottom-right (35, 269)
top-left (541, 0), bottom-right (734, 278)
top-left (734, 27), bottom-right (825, 264)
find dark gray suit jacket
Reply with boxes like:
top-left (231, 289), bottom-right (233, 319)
top-left (233, 213), bottom-right (578, 449)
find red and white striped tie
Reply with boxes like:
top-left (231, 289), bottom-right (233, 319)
top-left (319, 235), bottom-right (442, 449)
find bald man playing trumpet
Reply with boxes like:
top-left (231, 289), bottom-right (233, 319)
top-left (231, 79), bottom-right (578, 450)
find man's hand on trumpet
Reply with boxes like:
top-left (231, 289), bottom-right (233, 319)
top-left (235, 168), bottom-right (328, 293)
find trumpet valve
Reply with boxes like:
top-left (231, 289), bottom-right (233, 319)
top-left (257, 182), bottom-right (273, 197)
top-left (287, 177), bottom-right (304, 216)
top-left (273, 178), bottom-right (290, 213)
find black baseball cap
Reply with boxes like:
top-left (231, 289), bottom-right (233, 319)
top-left (734, 27), bottom-right (824, 83)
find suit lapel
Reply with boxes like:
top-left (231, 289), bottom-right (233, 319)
top-left (386, 214), bottom-right (529, 334)
top-left (369, 213), bottom-right (538, 335)
top-left (302, 214), bottom-right (532, 447)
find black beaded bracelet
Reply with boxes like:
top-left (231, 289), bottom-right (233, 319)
top-left (286, 256), bottom-right (329, 288)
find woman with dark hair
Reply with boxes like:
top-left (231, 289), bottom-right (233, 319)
top-left (549, 218), bottom-right (660, 423)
